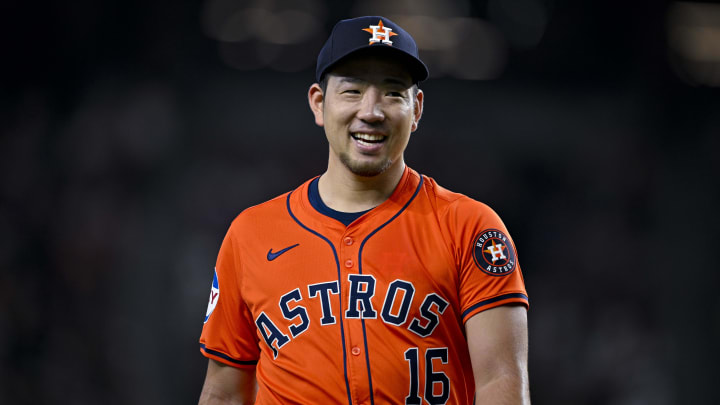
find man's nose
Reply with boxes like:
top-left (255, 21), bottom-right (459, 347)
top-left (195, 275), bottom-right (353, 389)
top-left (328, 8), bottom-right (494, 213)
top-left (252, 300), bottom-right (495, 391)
top-left (356, 89), bottom-right (385, 122)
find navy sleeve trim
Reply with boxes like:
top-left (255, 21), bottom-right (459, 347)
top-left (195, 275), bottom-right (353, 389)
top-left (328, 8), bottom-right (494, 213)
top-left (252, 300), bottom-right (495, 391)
top-left (462, 293), bottom-right (529, 319)
top-left (200, 344), bottom-right (258, 366)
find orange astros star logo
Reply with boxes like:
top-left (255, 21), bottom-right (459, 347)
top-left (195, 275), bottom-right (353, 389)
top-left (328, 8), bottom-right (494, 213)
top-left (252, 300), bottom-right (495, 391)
top-left (362, 20), bottom-right (398, 45)
top-left (473, 229), bottom-right (517, 276)
top-left (483, 240), bottom-right (507, 263)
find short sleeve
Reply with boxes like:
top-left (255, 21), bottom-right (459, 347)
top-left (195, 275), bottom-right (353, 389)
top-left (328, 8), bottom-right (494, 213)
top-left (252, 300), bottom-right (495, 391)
top-left (199, 222), bottom-right (260, 368)
top-left (449, 198), bottom-right (529, 323)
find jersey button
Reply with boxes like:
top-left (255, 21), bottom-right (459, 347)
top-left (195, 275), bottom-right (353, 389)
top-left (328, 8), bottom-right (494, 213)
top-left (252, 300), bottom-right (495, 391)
top-left (344, 259), bottom-right (353, 268)
top-left (343, 236), bottom-right (353, 246)
top-left (351, 346), bottom-right (361, 356)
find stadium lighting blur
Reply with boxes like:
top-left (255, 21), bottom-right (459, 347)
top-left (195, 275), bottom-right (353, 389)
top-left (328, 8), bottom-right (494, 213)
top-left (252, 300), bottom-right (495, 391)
top-left (668, 2), bottom-right (720, 87)
top-left (351, 0), bottom-right (471, 18)
top-left (201, 0), bottom-right (325, 72)
top-left (202, 0), bottom-right (515, 79)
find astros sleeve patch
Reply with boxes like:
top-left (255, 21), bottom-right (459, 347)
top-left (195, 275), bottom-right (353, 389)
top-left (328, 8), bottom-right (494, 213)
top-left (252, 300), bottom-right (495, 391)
top-left (472, 229), bottom-right (517, 276)
top-left (450, 198), bottom-right (528, 323)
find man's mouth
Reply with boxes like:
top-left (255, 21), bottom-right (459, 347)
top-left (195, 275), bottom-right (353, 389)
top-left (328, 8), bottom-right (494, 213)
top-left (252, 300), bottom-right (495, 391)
top-left (351, 133), bottom-right (386, 147)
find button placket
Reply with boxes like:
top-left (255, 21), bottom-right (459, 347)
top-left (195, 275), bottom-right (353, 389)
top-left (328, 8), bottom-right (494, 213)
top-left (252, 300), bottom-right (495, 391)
top-left (339, 229), bottom-right (373, 405)
top-left (341, 233), bottom-right (356, 270)
top-left (340, 231), bottom-right (369, 403)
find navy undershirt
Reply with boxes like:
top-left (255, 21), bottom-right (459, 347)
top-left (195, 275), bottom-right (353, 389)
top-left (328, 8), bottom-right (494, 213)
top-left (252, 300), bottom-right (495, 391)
top-left (308, 177), bottom-right (372, 226)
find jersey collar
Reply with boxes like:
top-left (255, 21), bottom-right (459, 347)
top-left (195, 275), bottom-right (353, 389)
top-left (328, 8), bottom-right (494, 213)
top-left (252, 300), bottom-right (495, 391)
top-left (288, 166), bottom-right (422, 237)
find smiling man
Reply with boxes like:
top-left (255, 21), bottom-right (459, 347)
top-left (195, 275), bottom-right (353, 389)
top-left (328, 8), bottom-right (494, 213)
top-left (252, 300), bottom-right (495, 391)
top-left (198, 16), bottom-right (530, 405)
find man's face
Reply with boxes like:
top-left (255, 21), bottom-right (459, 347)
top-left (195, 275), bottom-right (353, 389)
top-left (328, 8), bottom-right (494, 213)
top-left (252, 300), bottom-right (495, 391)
top-left (309, 55), bottom-right (424, 177)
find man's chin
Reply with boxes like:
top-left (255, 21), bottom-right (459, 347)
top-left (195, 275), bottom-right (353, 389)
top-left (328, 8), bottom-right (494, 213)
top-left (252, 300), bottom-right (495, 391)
top-left (340, 155), bottom-right (392, 177)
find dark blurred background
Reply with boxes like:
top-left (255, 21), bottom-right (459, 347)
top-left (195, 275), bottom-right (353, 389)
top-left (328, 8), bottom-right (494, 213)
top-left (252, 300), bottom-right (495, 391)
top-left (1, 0), bottom-right (719, 404)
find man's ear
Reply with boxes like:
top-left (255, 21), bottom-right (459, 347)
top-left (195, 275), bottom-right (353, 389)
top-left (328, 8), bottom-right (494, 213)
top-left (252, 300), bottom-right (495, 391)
top-left (308, 83), bottom-right (324, 127)
top-left (411, 89), bottom-right (424, 132)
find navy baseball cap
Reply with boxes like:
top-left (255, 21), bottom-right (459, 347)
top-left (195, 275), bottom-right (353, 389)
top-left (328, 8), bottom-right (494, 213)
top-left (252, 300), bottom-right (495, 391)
top-left (316, 16), bottom-right (429, 84)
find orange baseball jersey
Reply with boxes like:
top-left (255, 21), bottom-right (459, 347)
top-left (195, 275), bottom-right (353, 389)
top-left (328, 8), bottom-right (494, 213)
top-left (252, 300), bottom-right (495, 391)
top-left (200, 166), bottom-right (528, 404)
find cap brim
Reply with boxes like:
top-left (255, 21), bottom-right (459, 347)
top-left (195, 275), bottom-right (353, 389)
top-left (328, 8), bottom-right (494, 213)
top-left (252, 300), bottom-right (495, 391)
top-left (319, 45), bottom-right (429, 84)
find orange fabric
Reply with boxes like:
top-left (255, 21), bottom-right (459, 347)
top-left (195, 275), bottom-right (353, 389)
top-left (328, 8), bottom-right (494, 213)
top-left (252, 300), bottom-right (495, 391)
top-left (199, 166), bottom-right (528, 404)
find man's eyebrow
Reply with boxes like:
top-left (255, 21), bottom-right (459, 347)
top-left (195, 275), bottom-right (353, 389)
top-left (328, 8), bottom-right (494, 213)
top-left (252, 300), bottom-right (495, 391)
top-left (337, 77), bottom-right (365, 85)
top-left (383, 77), bottom-right (412, 88)
top-left (336, 76), bottom-right (411, 88)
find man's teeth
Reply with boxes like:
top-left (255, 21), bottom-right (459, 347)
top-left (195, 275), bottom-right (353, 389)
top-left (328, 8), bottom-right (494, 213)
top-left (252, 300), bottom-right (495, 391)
top-left (352, 133), bottom-right (385, 142)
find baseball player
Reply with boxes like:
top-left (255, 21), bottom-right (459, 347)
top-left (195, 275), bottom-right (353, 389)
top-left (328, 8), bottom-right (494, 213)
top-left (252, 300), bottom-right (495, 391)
top-left (198, 16), bottom-right (529, 405)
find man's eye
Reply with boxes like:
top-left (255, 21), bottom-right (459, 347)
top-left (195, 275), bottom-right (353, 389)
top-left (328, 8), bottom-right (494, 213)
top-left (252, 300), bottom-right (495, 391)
top-left (343, 89), bottom-right (361, 94)
top-left (387, 91), bottom-right (404, 97)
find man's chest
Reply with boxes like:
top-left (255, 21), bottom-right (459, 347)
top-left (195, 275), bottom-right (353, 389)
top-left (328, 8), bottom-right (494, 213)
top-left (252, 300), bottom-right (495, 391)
top-left (237, 219), bottom-right (461, 345)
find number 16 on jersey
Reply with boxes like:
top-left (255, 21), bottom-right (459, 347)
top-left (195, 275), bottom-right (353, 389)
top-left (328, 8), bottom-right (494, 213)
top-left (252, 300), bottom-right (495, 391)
top-left (404, 347), bottom-right (450, 405)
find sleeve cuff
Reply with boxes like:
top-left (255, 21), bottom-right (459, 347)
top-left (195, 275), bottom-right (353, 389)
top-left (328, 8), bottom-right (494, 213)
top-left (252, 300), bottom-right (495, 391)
top-left (462, 293), bottom-right (529, 323)
top-left (200, 344), bottom-right (258, 368)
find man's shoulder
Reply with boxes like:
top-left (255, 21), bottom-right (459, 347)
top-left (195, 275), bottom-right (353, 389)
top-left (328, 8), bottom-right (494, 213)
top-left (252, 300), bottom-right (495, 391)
top-left (418, 173), bottom-right (509, 239)
top-left (228, 178), bottom-right (313, 230)
top-left (239, 192), bottom-right (290, 218)
top-left (420, 174), bottom-right (495, 217)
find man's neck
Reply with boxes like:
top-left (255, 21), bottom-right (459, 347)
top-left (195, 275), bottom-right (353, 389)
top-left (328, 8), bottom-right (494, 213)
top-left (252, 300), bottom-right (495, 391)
top-left (318, 158), bottom-right (406, 213)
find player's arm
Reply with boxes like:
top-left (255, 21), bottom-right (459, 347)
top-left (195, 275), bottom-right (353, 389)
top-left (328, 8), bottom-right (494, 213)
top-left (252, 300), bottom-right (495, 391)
top-left (198, 359), bottom-right (257, 405)
top-left (465, 304), bottom-right (530, 405)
